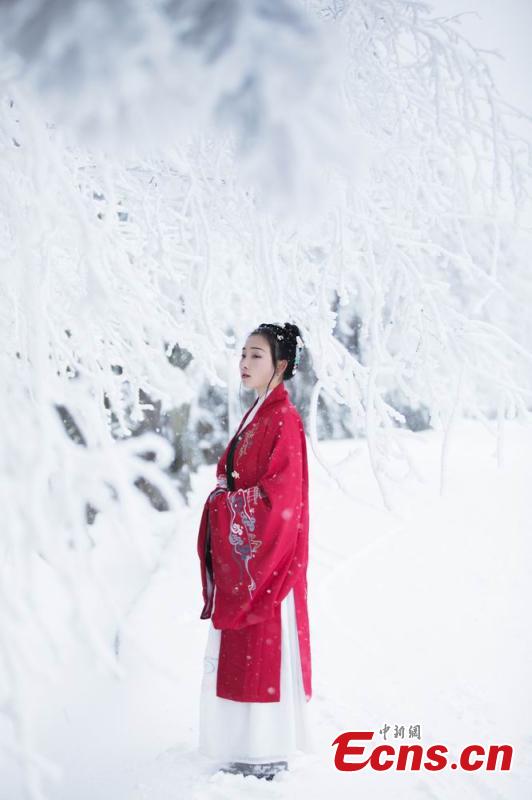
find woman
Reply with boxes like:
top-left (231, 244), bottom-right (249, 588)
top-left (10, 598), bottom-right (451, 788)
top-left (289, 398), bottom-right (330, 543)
top-left (196, 321), bottom-right (315, 780)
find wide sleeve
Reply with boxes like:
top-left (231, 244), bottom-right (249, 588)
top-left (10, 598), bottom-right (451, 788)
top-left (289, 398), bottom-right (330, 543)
top-left (207, 411), bottom-right (308, 630)
top-left (196, 456), bottom-right (231, 621)
top-left (206, 471), bottom-right (227, 503)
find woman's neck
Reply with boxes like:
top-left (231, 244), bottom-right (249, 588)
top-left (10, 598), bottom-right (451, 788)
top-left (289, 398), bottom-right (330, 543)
top-left (256, 382), bottom-right (280, 402)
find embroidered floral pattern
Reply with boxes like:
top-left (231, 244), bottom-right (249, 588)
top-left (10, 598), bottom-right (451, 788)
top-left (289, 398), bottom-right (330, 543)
top-left (235, 421), bottom-right (261, 466)
top-left (226, 487), bottom-right (263, 597)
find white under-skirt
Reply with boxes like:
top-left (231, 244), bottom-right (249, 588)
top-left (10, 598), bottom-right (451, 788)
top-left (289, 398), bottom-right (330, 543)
top-left (198, 587), bottom-right (317, 764)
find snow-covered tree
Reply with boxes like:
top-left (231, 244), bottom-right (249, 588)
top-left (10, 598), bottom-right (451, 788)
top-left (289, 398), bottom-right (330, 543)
top-left (1, 0), bottom-right (531, 796)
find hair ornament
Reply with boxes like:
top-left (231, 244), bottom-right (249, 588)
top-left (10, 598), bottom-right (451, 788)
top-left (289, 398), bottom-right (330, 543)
top-left (293, 334), bottom-right (304, 371)
top-left (255, 321), bottom-right (304, 376)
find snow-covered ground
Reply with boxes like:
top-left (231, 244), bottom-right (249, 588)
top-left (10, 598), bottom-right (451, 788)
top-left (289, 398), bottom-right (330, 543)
top-left (2, 419), bottom-right (531, 799)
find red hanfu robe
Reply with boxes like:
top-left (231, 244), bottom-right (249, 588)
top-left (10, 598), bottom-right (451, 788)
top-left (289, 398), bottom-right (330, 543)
top-left (197, 381), bottom-right (312, 703)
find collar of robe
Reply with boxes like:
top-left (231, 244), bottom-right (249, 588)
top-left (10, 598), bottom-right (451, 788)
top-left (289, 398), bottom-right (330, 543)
top-left (226, 382), bottom-right (288, 489)
top-left (236, 380), bottom-right (288, 438)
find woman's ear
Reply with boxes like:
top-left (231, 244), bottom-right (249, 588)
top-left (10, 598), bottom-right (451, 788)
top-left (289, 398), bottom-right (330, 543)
top-left (277, 358), bottom-right (288, 377)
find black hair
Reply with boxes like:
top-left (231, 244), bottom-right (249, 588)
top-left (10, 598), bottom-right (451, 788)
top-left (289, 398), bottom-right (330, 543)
top-left (236, 321), bottom-right (305, 426)
top-left (249, 322), bottom-right (304, 392)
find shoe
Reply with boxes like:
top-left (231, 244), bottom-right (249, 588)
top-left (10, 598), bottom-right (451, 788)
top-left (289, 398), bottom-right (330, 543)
top-left (218, 760), bottom-right (288, 780)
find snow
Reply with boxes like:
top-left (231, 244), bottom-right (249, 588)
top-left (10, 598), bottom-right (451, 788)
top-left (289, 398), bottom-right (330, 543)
top-left (1, 419), bottom-right (530, 799)
top-left (1, 2), bottom-right (532, 797)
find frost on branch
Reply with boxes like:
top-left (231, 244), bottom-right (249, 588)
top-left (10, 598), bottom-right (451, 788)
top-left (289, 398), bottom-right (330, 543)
top-left (1, 0), bottom-right (355, 218)
top-left (294, 0), bottom-right (532, 506)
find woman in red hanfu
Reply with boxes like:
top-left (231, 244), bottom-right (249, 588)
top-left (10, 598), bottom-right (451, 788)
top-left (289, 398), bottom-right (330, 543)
top-left (196, 322), bottom-right (316, 780)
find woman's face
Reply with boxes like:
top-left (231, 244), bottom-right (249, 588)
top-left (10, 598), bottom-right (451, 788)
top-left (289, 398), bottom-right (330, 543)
top-left (240, 334), bottom-right (286, 393)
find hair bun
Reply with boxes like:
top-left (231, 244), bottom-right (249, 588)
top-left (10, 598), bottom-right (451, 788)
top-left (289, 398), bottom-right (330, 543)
top-left (252, 321), bottom-right (305, 381)
top-left (283, 322), bottom-right (299, 337)
top-left (283, 323), bottom-right (304, 378)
